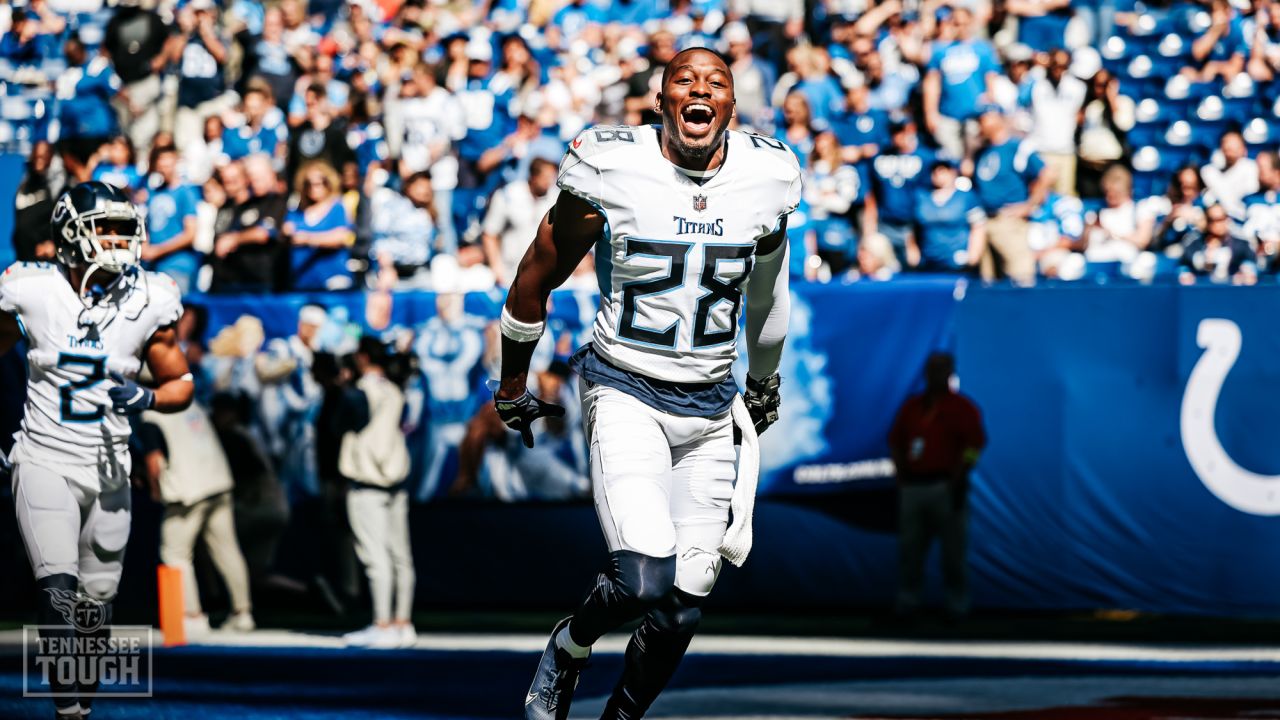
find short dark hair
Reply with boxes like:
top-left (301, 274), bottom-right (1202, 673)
top-left (660, 47), bottom-right (732, 89)
top-left (357, 335), bottom-right (388, 367)
top-left (529, 156), bottom-right (557, 177)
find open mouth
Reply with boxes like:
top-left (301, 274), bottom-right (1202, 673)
top-left (680, 102), bottom-right (716, 134)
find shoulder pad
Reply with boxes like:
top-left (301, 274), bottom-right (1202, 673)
top-left (144, 270), bottom-right (184, 325)
top-left (565, 125), bottom-right (646, 161)
top-left (1, 261), bottom-right (58, 284)
top-left (735, 130), bottom-right (801, 174)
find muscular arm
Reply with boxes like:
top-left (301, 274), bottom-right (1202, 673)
top-left (495, 192), bottom-right (603, 401)
top-left (144, 325), bottom-right (194, 413)
top-left (744, 218), bottom-right (790, 381)
top-left (0, 310), bottom-right (20, 356)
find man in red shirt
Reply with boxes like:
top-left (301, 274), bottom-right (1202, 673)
top-left (888, 352), bottom-right (986, 619)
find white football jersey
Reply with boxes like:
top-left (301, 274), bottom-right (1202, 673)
top-left (1, 262), bottom-right (183, 467)
top-left (559, 125), bottom-right (801, 384)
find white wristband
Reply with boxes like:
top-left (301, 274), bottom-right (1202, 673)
top-left (500, 307), bottom-right (545, 343)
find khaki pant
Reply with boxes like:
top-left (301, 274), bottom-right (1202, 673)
top-left (981, 213), bottom-right (1036, 285)
top-left (160, 491), bottom-right (252, 616)
top-left (1041, 152), bottom-right (1078, 197)
top-left (931, 115), bottom-right (981, 163)
top-left (173, 92), bottom-right (239, 152)
top-left (112, 75), bottom-right (164, 156)
top-left (897, 482), bottom-right (969, 616)
top-left (347, 487), bottom-right (415, 624)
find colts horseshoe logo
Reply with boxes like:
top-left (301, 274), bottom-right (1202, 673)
top-left (1181, 318), bottom-right (1280, 515)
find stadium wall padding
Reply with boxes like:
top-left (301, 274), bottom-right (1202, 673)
top-left (4, 281), bottom-right (1280, 616)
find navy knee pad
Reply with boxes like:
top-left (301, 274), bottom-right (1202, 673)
top-left (568, 551), bottom-right (676, 648)
top-left (650, 588), bottom-right (703, 637)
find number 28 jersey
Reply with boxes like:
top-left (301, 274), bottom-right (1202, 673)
top-left (559, 125), bottom-right (802, 385)
top-left (0, 262), bottom-right (182, 467)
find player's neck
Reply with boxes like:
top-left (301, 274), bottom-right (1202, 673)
top-left (660, 130), bottom-right (727, 175)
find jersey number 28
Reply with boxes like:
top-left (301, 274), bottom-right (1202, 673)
top-left (618, 239), bottom-right (754, 350)
top-left (58, 353), bottom-right (107, 423)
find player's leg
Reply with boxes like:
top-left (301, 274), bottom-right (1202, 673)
top-left (12, 463), bottom-right (85, 716)
top-left (568, 384), bottom-right (678, 647)
top-left (77, 477), bottom-right (131, 709)
top-left (525, 382), bottom-right (676, 720)
top-left (199, 492), bottom-right (254, 627)
top-left (601, 411), bottom-right (736, 719)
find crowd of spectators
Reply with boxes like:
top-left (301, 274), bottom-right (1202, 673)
top-left (4, 0), bottom-right (1280, 290)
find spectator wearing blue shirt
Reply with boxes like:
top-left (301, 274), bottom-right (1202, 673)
top-left (973, 105), bottom-right (1050, 284)
top-left (172, 0), bottom-right (232, 151)
top-left (284, 161), bottom-right (356, 291)
top-left (829, 84), bottom-right (889, 166)
top-left (370, 171), bottom-right (437, 285)
top-left (852, 42), bottom-right (915, 114)
top-left (1007, 0), bottom-right (1074, 51)
top-left (923, 6), bottom-right (1001, 160)
top-left (91, 136), bottom-right (145, 194)
top-left (1187, 0), bottom-right (1248, 82)
top-left (455, 40), bottom-right (519, 245)
top-left (792, 47), bottom-right (846, 128)
top-left (56, 38), bottom-right (122, 183)
top-left (780, 92), bottom-right (817, 169)
top-left (143, 146), bottom-right (201, 294)
top-left (866, 120), bottom-right (936, 266)
top-left (0, 9), bottom-right (43, 65)
top-left (551, 0), bottom-right (606, 42)
top-left (222, 81), bottom-right (289, 162)
top-left (914, 159), bottom-right (987, 272)
top-left (239, 8), bottom-right (298, 110)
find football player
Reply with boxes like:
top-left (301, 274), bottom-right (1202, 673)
top-left (0, 181), bottom-right (193, 719)
top-left (496, 48), bottom-right (800, 719)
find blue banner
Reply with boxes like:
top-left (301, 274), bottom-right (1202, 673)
top-left (959, 285), bottom-right (1280, 614)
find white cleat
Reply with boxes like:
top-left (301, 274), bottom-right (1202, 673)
top-left (398, 624), bottom-right (418, 648)
top-left (344, 624), bottom-right (401, 649)
top-left (222, 611), bottom-right (256, 633)
top-left (183, 614), bottom-right (211, 640)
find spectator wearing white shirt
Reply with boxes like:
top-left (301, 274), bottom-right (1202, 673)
top-left (1084, 165), bottom-right (1148, 268)
top-left (1201, 130), bottom-right (1259, 220)
top-left (385, 62), bottom-right (465, 253)
top-left (1028, 49), bottom-right (1087, 197)
top-left (481, 157), bottom-right (559, 288)
top-left (1243, 151), bottom-right (1280, 269)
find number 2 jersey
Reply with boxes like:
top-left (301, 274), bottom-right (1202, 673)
top-left (558, 125), bottom-right (801, 390)
top-left (1, 262), bottom-right (182, 469)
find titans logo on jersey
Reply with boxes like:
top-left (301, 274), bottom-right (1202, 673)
top-left (558, 125), bottom-right (801, 385)
top-left (0, 262), bottom-right (182, 469)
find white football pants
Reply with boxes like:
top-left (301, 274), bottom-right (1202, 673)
top-left (580, 380), bottom-right (736, 597)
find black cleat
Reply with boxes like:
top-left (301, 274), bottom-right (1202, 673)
top-left (524, 617), bottom-right (590, 720)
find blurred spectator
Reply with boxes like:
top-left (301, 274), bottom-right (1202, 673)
top-left (139, 404), bottom-right (256, 637)
top-left (90, 135), bottom-right (143, 193)
top-left (851, 231), bottom-right (902, 281)
top-left (13, 141), bottom-right (61, 262)
top-left (1187, 0), bottom-right (1248, 82)
top-left (914, 158), bottom-right (986, 272)
top-left (210, 159), bottom-right (286, 293)
top-left (209, 391), bottom-right (289, 587)
top-left (866, 119), bottom-right (936, 267)
top-left (143, 145), bottom-right (201, 294)
top-left (103, 0), bottom-right (169, 154)
top-left (1248, 2), bottom-right (1280, 80)
top-left (239, 7), bottom-right (300, 109)
top-left (1076, 69), bottom-right (1133, 200)
top-left (0, 9), bottom-right (43, 65)
top-left (340, 337), bottom-right (415, 649)
top-left (369, 170), bottom-right (436, 286)
top-left (1029, 192), bottom-right (1087, 279)
top-left (1243, 151), bottom-right (1280, 269)
top-left (257, 305), bottom-right (327, 500)
top-left (624, 30), bottom-right (676, 125)
top-left (722, 22), bottom-right (776, 128)
top-left (1027, 49), bottom-right (1086, 197)
top-left (780, 92), bottom-right (817, 166)
top-left (1083, 165), bottom-right (1149, 269)
top-left (1201, 130), bottom-right (1259, 220)
top-left (286, 83), bottom-right (356, 191)
top-left (1179, 203), bottom-right (1257, 285)
top-left (385, 61), bottom-right (464, 253)
top-left (740, 0), bottom-right (805, 72)
top-left (221, 80), bottom-right (288, 162)
top-left (973, 105), bottom-right (1049, 285)
top-left (830, 84), bottom-right (887, 165)
top-left (284, 161), bottom-right (355, 291)
top-left (1007, 0), bottom-right (1074, 51)
top-left (890, 352), bottom-right (985, 620)
top-left (287, 50), bottom-right (351, 125)
top-left (56, 37), bottom-right (121, 183)
top-left (1140, 165), bottom-right (1207, 254)
top-left (481, 156), bottom-right (558, 288)
top-left (853, 38), bottom-right (914, 115)
top-left (804, 131), bottom-right (862, 275)
top-left (923, 6), bottom-right (1000, 160)
top-left (185, 114), bottom-right (226, 186)
top-left (170, 0), bottom-right (232, 150)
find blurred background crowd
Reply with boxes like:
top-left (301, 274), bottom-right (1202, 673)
top-left (1, 0), bottom-right (1278, 290)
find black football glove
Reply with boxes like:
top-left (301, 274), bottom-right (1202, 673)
top-left (494, 391), bottom-right (565, 448)
top-left (743, 373), bottom-right (781, 436)
top-left (108, 372), bottom-right (156, 415)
